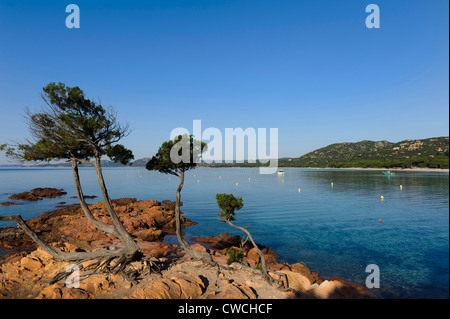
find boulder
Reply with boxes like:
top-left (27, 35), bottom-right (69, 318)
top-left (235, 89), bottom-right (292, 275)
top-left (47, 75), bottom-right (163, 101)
top-left (134, 229), bottom-right (164, 241)
top-left (171, 273), bottom-right (205, 299)
top-left (278, 270), bottom-right (311, 293)
top-left (138, 241), bottom-right (184, 259)
top-left (261, 247), bottom-right (278, 265)
top-left (61, 287), bottom-right (90, 299)
top-left (192, 232), bottom-right (242, 250)
top-left (190, 244), bottom-right (208, 253)
top-left (129, 273), bottom-right (204, 299)
top-left (8, 192), bottom-right (42, 201)
top-left (246, 247), bottom-right (261, 263)
top-left (308, 280), bottom-right (342, 298)
top-left (290, 262), bottom-right (320, 284)
top-left (111, 198), bottom-right (137, 207)
top-left (217, 280), bottom-right (257, 299)
top-left (31, 188), bottom-right (67, 198)
top-left (80, 274), bottom-right (115, 295)
top-left (161, 200), bottom-right (182, 210)
top-left (37, 284), bottom-right (90, 299)
top-left (0, 201), bottom-right (23, 206)
top-left (20, 256), bottom-right (44, 272)
top-left (8, 188), bottom-right (66, 201)
top-left (37, 284), bottom-right (64, 299)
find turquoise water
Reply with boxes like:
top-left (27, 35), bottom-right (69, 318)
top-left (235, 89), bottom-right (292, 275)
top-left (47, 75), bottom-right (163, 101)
top-left (0, 167), bottom-right (448, 298)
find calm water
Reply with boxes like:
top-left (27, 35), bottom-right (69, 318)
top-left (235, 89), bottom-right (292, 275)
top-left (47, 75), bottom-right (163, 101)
top-left (0, 167), bottom-right (448, 299)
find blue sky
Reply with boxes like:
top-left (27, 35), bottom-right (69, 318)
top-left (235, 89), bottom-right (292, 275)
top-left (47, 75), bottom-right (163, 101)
top-left (0, 0), bottom-right (448, 164)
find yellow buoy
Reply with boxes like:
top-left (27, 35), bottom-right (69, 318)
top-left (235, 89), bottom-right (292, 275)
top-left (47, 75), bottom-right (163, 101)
top-left (249, 177), bottom-right (251, 181)
top-left (298, 188), bottom-right (301, 192)
top-left (380, 196), bottom-right (384, 200)
top-left (331, 182), bottom-right (334, 187)
top-left (197, 179), bottom-right (200, 183)
top-left (400, 185), bottom-right (403, 190)
top-left (219, 176), bottom-right (221, 179)
top-left (236, 182), bottom-right (238, 186)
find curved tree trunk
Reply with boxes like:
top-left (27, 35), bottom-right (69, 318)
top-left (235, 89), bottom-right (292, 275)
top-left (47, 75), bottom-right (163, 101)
top-left (224, 220), bottom-right (270, 281)
top-left (175, 170), bottom-right (213, 263)
top-left (175, 170), bottom-right (190, 251)
top-left (71, 158), bottom-right (120, 238)
top-left (93, 154), bottom-right (141, 259)
top-left (0, 214), bottom-right (124, 261)
top-left (0, 157), bottom-right (141, 263)
top-left (0, 158), bottom-right (140, 262)
top-left (0, 157), bottom-right (144, 269)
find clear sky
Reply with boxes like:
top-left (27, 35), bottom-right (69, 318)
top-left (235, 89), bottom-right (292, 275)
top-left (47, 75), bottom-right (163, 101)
top-left (0, 0), bottom-right (448, 164)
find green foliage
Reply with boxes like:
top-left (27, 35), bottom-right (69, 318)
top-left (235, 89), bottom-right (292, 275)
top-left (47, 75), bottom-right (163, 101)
top-left (216, 193), bottom-right (243, 222)
top-left (278, 137), bottom-right (449, 169)
top-left (42, 82), bottom-right (111, 140)
top-left (201, 137), bottom-right (449, 170)
top-left (146, 134), bottom-right (207, 176)
top-left (225, 249), bottom-right (244, 265)
top-left (105, 144), bottom-right (134, 165)
top-left (4, 82), bottom-right (133, 164)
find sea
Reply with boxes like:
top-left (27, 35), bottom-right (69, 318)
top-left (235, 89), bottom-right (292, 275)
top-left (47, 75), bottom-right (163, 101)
top-left (0, 167), bottom-right (448, 299)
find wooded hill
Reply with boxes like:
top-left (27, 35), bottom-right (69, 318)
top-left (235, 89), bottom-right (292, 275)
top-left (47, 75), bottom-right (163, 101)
top-left (279, 137), bottom-right (449, 169)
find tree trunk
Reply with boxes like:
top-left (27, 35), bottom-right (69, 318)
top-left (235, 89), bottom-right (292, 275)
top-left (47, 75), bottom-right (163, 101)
top-left (0, 214), bottom-right (123, 261)
top-left (71, 158), bottom-right (120, 238)
top-left (93, 154), bottom-right (141, 259)
top-left (0, 157), bottom-right (142, 265)
top-left (175, 170), bottom-right (190, 251)
top-left (175, 170), bottom-right (213, 263)
top-left (225, 220), bottom-right (270, 281)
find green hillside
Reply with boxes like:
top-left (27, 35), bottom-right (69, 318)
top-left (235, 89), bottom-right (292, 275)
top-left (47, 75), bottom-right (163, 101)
top-left (280, 137), bottom-right (449, 169)
top-left (131, 157), bottom-right (151, 167)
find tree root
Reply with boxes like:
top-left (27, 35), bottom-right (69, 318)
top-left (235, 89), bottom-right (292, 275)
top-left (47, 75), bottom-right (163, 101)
top-left (49, 254), bottom-right (164, 286)
top-left (267, 270), bottom-right (291, 291)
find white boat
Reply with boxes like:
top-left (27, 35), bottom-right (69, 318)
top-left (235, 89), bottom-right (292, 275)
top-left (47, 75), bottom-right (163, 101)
top-left (277, 170), bottom-right (285, 175)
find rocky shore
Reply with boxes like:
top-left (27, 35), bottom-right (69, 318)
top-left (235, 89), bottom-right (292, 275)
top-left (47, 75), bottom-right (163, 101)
top-left (0, 197), bottom-right (374, 299)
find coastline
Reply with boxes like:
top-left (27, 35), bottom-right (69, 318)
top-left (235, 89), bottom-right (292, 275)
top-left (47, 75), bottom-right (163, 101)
top-left (0, 198), bottom-right (373, 299)
top-left (197, 165), bottom-right (449, 173)
top-left (1, 164), bottom-right (448, 173)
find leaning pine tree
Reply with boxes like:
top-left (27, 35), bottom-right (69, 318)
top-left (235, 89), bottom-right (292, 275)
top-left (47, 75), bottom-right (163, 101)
top-left (216, 193), bottom-right (288, 288)
top-left (0, 82), bottom-right (145, 277)
top-left (146, 134), bottom-right (213, 264)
